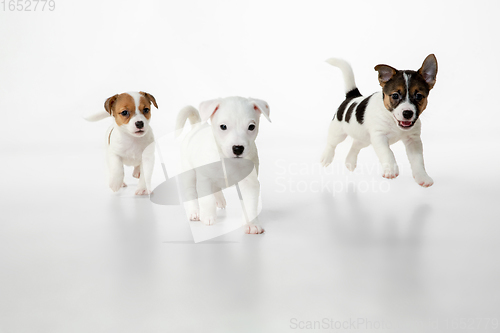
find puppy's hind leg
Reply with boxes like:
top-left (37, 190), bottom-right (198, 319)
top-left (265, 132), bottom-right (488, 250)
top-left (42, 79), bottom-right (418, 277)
top-left (345, 140), bottom-right (369, 171)
top-left (320, 120), bottom-right (347, 167)
top-left (132, 165), bottom-right (140, 178)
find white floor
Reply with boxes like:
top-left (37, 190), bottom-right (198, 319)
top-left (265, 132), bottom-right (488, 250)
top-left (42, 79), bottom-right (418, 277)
top-left (1, 125), bottom-right (499, 333)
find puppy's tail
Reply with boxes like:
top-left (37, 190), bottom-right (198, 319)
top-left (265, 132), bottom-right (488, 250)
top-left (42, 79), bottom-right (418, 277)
top-left (83, 110), bottom-right (111, 122)
top-left (175, 105), bottom-right (201, 137)
top-left (325, 58), bottom-right (360, 96)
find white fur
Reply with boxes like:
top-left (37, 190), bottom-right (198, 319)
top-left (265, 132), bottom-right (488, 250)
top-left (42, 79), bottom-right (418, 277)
top-left (176, 96), bottom-right (270, 234)
top-left (325, 58), bottom-right (357, 93)
top-left (321, 60), bottom-right (433, 187)
top-left (86, 91), bottom-right (156, 195)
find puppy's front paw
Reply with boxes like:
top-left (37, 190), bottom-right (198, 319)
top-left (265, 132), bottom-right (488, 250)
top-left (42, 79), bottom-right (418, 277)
top-left (414, 173), bottom-right (434, 187)
top-left (320, 147), bottom-right (335, 167)
top-left (245, 224), bottom-right (265, 234)
top-left (382, 164), bottom-right (399, 179)
top-left (200, 215), bottom-right (216, 226)
top-left (188, 210), bottom-right (200, 221)
top-left (135, 188), bottom-right (151, 195)
top-left (345, 160), bottom-right (357, 172)
top-left (109, 178), bottom-right (124, 192)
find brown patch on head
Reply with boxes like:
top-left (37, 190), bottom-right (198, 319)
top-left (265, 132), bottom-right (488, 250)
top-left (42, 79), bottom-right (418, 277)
top-left (104, 94), bottom-right (118, 114)
top-left (140, 91), bottom-right (158, 108)
top-left (107, 93), bottom-right (136, 126)
top-left (138, 94), bottom-right (153, 120)
top-left (381, 71), bottom-right (407, 111)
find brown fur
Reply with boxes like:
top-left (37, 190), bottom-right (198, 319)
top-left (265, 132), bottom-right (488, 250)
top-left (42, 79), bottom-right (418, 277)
top-left (140, 91), bottom-right (158, 109)
top-left (138, 95), bottom-right (152, 120)
top-left (409, 76), bottom-right (430, 114)
top-left (112, 93), bottom-right (136, 126)
top-left (104, 92), bottom-right (158, 126)
top-left (104, 94), bottom-right (118, 114)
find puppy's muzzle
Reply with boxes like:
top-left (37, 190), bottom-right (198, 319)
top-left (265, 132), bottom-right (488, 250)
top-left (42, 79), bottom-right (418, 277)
top-left (232, 145), bottom-right (244, 156)
top-left (135, 121), bottom-right (144, 129)
top-left (398, 110), bottom-right (415, 129)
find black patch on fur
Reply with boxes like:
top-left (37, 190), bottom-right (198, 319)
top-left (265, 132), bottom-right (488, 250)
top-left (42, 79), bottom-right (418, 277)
top-left (356, 94), bottom-right (373, 124)
top-left (346, 88), bottom-right (362, 99)
top-left (345, 102), bottom-right (358, 123)
top-left (334, 88), bottom-right (362, 121)
top-left (336, 99), bottom-right (349, 121)
top-left (407, 72), bottom-right (431, 118)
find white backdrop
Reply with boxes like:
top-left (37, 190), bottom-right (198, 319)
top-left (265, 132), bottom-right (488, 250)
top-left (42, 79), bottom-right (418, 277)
top-left (1, 0), bottom-right (499, 147)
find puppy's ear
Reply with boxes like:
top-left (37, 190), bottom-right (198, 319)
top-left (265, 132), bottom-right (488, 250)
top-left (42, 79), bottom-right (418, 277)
top-left (418, 54), bottom-right (438, 90)
top-left (140, 91), bottom-right (158, 108)
top-left (374, 64), bottom-right (397, 87)
top-left (249, 98), bottom-right (271, 122)
top-left (199, 98), bottom-right (222, 122)
top-left (104, 94), bottom-right (118, 115)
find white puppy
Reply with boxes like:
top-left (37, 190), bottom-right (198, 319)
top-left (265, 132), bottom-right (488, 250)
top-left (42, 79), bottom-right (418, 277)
top-left (175, 96), bottom-right (271, 234)
top-left (84, 91), bottom-right (158, 195)
top-left (321, 55), bottom-right (438, 187)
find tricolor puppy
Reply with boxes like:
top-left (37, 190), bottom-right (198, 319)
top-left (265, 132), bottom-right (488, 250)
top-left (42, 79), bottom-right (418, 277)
top-left (176, 96), bottom-right (271, 234)
top-left (320, 55), bottom-right (438, 187)
top-left (84, 91), bottom-right (158, 195)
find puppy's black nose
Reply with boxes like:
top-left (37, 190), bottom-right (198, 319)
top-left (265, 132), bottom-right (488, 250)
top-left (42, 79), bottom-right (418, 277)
top-left (135, 121), bottom-right (144, 129)
top-left (232, 145), bottom-right (244, 156)
top-left (402, 110), bottom-right (414, 119)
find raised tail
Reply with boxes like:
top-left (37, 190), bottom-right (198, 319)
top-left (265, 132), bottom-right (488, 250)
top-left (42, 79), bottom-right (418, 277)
top-left (83, 110), bottom-right (111, 122)
top-left (175, 105), bottom-right (202, 137)
top-left (325, 58), bottom-right (360, 97)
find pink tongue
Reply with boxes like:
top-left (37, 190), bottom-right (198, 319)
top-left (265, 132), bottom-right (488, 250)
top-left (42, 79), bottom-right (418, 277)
top-left (401, 121), bottom-right (412, 126)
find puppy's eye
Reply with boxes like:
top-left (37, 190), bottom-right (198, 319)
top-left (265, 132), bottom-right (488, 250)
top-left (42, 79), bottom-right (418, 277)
top-left (220, 124), bottom-right (227, 130)
top-left (391, 93), bottom-right (400, 100)
top-left (143, 108), bottom-right (150, 114)
top-left (248, 124), bottom-right (256, 131)
top-left (415, 93), bottom-right (424, 101)
top-left (120, 110), bottom-right (129, 116)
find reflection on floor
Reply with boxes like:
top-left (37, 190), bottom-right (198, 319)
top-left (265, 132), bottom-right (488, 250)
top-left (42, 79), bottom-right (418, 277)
top-left (1, 137), bottom-right (499, 332)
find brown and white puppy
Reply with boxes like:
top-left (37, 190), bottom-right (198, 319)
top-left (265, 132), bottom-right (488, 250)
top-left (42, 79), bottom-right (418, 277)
top-left (85, 91), bottom-right (158, 194)
top-left (320, 55), bottom-right (438, 187)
